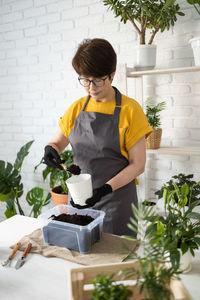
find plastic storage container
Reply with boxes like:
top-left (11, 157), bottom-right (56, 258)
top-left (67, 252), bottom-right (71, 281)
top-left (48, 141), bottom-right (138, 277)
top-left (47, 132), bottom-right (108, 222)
top-left (38, 205), bottom-right (105, 254)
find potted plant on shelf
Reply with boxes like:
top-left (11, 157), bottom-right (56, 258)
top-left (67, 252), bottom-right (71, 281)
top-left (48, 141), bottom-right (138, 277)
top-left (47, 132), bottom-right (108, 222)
top-left (145, 99), bottom-right (166, 149)
top-left (146, 181), bottom-right (200, 272)
top-left (155, 173), bottom-right (200, 206)
top-left (35, 150), bottom-right (74, 206)
top-left (102, 0), bottom-right (184, 70)
top-left (0, 141), bottom-right (50, 219)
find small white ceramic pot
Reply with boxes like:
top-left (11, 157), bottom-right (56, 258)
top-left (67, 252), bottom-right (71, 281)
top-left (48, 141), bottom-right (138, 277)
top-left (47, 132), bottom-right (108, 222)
top-left (189, 37), bottom-right (200, 66)
top-left (134, 44), bottom-right (157, 71)
top-left (179, 250), bottom-right (193, 273)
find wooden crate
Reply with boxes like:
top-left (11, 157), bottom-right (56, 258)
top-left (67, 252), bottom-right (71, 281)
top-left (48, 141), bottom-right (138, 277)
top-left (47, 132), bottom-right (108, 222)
top-left (68, 261), bottom-right (193, 300)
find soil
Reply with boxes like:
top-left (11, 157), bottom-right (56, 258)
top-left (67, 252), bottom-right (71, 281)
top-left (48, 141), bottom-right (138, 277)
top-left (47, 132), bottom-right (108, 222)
top-left (51, 213), bottom-right (94, 226)
top-left (67, 164), bottom-right (81, 175)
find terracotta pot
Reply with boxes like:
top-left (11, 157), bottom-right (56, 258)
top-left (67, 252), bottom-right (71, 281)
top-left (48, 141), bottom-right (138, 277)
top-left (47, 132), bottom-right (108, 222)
top-left (51, 185), bottom-right (68, 206)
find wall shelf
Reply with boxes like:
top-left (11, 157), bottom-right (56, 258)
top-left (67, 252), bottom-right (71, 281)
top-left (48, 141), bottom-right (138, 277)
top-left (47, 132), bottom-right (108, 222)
top-left (147, 147), bottom-right (200, 156)
top-left (127, 66), bottom-right (200, 77)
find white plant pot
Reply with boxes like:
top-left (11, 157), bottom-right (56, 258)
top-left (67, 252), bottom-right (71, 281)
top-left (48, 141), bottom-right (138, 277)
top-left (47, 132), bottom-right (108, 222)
top-left (179, 250), bottom-right (193, 273)
top-left (134, 44), bottom-right (157, 71)
top-left (189, 37), bottom-right (200, 66)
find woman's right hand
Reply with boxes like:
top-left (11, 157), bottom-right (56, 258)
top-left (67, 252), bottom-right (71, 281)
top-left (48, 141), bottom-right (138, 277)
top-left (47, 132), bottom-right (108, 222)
top-left (44, 145), bottom-right (64, 170)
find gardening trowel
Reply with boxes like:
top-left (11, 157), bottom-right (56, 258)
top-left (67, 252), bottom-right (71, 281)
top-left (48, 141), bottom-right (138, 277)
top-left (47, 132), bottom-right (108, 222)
top-left (1, 242), bottom-right (21, 267)
top-left (53, 158), bottom-right (81, 175)
top-left (15, 242), bottom-right (32, 270)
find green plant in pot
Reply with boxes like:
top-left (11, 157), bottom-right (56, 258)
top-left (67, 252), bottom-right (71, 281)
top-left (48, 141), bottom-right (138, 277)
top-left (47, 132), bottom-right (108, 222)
top-left (146, 182), bottom-right (200, 272)
top-left (120, 202), bottom-right (180, 300)
top-left (35, 150), bottom-right (74, 205)
top-left (102, 0), bottom-right (184, 70)
top-left (145, 99), bottom-right (166, 149)
top-left (0, 141), bottom-right (50, 219)
top-left (155, 173), bottom-right (200, 205)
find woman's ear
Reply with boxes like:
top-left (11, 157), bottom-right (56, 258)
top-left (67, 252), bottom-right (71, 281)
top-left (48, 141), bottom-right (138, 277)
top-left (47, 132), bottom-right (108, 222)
top-left (110, 71), bottom-right (115, 82)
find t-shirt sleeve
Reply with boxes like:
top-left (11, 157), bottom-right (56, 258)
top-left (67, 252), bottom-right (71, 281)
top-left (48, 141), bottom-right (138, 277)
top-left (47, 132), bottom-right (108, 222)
top-left (125, 101), bottom-right (153, 150)
top-left (58, 99), bottom-right (83, 138)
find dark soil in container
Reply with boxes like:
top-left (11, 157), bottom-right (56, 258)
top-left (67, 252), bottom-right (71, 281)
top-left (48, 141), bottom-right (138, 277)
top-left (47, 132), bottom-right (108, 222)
top-left (51, 213), bottom-right (94, 226)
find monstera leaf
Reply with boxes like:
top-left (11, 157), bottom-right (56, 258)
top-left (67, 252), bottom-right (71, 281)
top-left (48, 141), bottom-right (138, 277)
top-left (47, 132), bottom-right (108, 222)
top-left (0, 161), bottom-right (21, 197)
top-left (26, 187), bottom-right (51, 218)
top-left (14, 140), bottom-right (34, 171)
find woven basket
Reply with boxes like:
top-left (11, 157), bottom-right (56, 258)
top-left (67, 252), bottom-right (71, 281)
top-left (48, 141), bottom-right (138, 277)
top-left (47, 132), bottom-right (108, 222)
top-left (146, 128), bottom-right (162, 149)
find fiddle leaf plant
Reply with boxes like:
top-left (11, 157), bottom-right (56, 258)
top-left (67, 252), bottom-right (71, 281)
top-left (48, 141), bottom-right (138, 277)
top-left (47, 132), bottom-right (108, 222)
top-left (0, 141), bottom-right (50, 218)
top-left (102, 0), bottom-right (184, 44)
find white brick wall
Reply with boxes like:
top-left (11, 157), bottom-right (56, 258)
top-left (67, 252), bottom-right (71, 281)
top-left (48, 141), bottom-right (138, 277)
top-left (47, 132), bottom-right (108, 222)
top-left (0, 0), bottom-right (200, 219)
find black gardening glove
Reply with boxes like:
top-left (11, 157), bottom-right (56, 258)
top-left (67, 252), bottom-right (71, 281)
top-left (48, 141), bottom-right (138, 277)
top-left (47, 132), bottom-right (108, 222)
top-left (70, 184), bottom-right (113, 209)
top-left (44, 145), bottom-right (64, 170)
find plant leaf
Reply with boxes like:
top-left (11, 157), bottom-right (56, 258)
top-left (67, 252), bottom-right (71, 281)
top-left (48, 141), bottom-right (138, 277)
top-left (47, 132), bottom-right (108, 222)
top-left (14, 140), bottom-right (34, 170)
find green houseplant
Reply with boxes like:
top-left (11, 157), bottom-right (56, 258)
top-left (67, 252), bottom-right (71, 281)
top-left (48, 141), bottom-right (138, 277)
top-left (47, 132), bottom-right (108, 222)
top-left (155, 173), bottom-right (200, 205)
top-left (146, 182), bottom-right (200, 271)
top-left (102, 0), bottom-right (184, 70)
top-left (35, 149), bottom-right (74, 205)
top-left (0, 141), bottom-right (50, 219)
top-left (91, 274), bottom-right (132, 300)
top-left (120, 202), bottom-right (180, 300)
top-left (145, 100), bottom-right (166, 149)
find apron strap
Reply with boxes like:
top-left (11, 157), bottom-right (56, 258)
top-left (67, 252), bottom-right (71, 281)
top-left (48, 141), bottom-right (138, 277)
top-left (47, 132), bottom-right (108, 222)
top-left (113, 86), bottom-right (122, 125)
top-left (81, 95), bottom-right (90, 111)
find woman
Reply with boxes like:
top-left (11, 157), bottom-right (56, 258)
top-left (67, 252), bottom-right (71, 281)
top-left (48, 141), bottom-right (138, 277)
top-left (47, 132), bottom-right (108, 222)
top-left (44, 38), bottom-right (152, 236)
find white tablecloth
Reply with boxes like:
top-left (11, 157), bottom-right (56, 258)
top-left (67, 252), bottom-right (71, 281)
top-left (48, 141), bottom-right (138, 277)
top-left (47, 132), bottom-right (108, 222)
top-left (0, 215), bottom-right (200, 300)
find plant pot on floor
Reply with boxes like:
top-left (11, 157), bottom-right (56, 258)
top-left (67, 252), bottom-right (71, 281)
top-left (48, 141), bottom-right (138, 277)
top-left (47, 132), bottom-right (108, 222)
top-left (146, 128), bottom-right (162, 149)
top-left (179, 250), bottom-right (193, 273)
top-left (51, 185), bottom-right (68, 206)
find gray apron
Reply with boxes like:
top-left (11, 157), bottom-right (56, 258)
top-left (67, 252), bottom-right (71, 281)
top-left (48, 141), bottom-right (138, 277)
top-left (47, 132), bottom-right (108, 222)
top-left (68, 87), bottom-right (137, 236)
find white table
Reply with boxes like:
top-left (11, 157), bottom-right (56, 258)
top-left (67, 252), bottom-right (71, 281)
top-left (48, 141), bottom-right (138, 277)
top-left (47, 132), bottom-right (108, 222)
top-left (0, 215), bottom-right (200, 300)
top-left (0, 215), bottom-right (79, 300)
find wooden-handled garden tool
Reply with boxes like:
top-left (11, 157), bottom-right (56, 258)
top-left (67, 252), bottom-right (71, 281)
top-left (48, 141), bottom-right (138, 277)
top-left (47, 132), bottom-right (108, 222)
top-left (1, 242), bottom-right (21, 267)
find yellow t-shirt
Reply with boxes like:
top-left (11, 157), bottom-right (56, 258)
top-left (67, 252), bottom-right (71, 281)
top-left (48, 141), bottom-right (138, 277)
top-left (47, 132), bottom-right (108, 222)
top-left (59, 93), bottom-right (152, 160)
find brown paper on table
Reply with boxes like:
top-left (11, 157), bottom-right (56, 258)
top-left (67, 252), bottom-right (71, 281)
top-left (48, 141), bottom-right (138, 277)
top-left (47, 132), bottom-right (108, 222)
top-left (11, 229), bottom-right (138, 266)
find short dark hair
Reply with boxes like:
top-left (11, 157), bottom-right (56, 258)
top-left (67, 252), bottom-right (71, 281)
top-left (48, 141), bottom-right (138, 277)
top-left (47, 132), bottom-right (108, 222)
top-left (72, 38), bottom-right (117, 77)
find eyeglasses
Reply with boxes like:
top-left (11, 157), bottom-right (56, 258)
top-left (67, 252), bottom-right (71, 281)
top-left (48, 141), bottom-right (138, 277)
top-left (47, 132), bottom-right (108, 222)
top-left (78, 76), bottom-right (109, 87)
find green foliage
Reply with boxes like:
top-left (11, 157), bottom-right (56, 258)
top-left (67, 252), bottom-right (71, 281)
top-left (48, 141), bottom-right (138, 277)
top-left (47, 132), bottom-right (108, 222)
top-left (121, 203), bottom-right (179, 300)
top-left (145, 100), bottom-right (166, 129)
top-left (147, 182), bottom-right (200, 269)
top-left (155, 173), bottom-right (200, 205)
top-left (91, 274), bottom-right (132, 300)
top-left (34, 150), bottom-right (74, 194)
top-left (26, 187), bottom-right (51, 218)
top-left (186, 0), bottom-right (200, 15)
top-left (102, 0), bottom-right (184, 44)
top-left (0, 141), bottom-right (50, 219)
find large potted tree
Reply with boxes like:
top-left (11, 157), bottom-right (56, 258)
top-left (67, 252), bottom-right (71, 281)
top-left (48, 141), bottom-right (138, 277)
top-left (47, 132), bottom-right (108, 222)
top-left (102, 0), bottom-right (184, 70)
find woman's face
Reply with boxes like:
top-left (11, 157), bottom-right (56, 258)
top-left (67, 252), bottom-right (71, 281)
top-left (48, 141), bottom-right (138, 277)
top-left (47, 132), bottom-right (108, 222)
top-left (79, 72), bottom-right (115, 101)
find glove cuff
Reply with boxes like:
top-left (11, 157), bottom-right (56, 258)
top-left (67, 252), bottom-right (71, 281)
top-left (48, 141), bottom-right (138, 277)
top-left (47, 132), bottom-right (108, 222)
top-left (100, 183), bottom-right (113, 197)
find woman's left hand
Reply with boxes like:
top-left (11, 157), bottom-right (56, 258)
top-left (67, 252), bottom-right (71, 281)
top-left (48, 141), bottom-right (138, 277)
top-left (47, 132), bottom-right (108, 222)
top-left (70, 184), bottom-right (112, 209)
